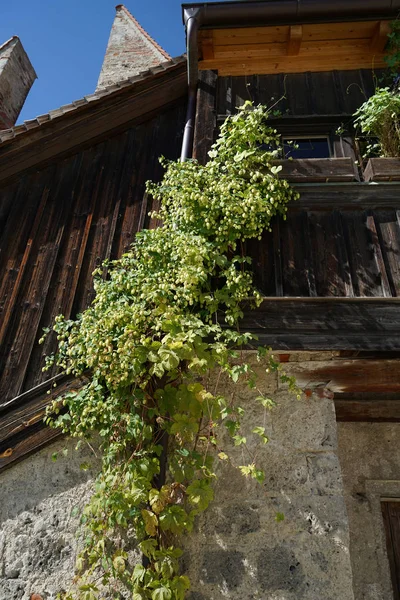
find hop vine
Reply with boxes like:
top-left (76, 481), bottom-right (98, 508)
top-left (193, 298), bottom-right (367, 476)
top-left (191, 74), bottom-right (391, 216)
top-left (44, 102), bottom-right (299, 600)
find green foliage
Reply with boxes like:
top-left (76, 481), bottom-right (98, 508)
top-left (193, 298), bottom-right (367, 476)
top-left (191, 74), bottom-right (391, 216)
top-left (354, 86), bottom-right (400, 157)
top-left (385, 19), bottom-right (400, 75)
top-left (352, 19), bottom-right (400, 159)
top-left (46, 102), bottom-right (299, 599)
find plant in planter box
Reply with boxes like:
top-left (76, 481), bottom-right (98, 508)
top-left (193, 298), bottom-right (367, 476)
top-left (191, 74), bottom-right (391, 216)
top-left (353, 86), bottom-right (400, 158)
top-left (353, 18), bottom-right (400, 161)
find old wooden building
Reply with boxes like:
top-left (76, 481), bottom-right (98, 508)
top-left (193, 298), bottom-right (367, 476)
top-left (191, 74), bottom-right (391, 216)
top-left (1, 2), bottom-right (400, 599)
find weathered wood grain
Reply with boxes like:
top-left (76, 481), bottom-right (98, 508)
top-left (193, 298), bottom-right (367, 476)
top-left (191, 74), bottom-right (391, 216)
top-left (278, 158), bottom-right (357, 182)
top-left (364, 158), bottom-right (400, 182)
top-left (0, 423), bottom-right (62, 473)
top-left (335, 397), bottom-right (400, 422)
top-left (193, 70), bottom-right (218, 165)
top-left (0, 375), bottom-right (82, 443)
top-left (215, 70), bottom-right (382, 117)
top-left (239, 298), bottom-right (400, 350)
top-left (0, 101), bottom-right (186, 405)
top-left (0, 63), bottom-right (187, 185)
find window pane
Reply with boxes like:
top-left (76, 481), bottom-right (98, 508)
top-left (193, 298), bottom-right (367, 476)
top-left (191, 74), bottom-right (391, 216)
top-left (283, 137), bottom-right (331, 159)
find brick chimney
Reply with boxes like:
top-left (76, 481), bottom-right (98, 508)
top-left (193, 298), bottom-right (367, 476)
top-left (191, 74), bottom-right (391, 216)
top-left (0, 37), bottom-right (37, 130)
top-left (96, 5), bottom-right (171, 91)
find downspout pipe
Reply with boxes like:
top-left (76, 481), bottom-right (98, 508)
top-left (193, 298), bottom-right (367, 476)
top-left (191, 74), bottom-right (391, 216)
top-left (180, 9), bottom-right (202, 161)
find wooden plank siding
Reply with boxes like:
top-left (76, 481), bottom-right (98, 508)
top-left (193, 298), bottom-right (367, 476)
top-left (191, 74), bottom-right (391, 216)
top-left (2, 63), bottom-right (400, 472)
top-left (0, 101), bottom-right (186, 407)
top-left (247, 207), bottom-right (400, 299)
top-left (198, 21), bottom-right (390, 75)
top-left (216, 69), bottom-right (381, 119)
top-left (239, 299), bottom-right (400, 352)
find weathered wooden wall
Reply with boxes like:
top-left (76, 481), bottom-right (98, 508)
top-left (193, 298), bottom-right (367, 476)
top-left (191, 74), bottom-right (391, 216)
top-left (216, 69), bottom-right (382, 117)
top-left (247, 206), bottom-right (400, 299)
top-left (2, 65), bottom-right (400, 470)
top-left (0, 101), bottom-right (186, 407)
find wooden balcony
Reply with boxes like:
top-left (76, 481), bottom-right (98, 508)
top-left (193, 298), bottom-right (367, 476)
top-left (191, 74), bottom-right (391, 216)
top-left (277, 157), bottom-right (358, 183)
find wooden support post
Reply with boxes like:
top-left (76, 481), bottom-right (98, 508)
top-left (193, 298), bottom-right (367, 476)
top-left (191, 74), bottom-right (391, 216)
top-left (287, 25), bottom-right (302, 56)
top-left (371, 21), bottom-right (391, 54)
top-left (192, 70), bottom-right (218, 165)
top-left (200, 31), bottom-right (215, 61)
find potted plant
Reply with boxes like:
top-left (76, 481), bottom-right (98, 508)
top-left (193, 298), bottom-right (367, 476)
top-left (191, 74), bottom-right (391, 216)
top-left (354, 86), bottom-right (400, 181)
top-left (353, 19), bottom-right (400, 181)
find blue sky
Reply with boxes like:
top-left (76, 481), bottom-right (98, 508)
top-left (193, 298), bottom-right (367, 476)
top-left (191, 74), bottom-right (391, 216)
top-left (0, 0), bottom-right (191, 123)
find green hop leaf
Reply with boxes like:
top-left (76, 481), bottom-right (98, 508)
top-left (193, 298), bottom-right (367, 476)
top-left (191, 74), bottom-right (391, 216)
top-left (141, 509), bottom-right (158, 537)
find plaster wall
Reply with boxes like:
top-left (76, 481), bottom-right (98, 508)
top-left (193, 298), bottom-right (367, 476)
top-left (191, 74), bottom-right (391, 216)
top-left (337, 422), bottom-right (400, 600)
top-left (0, 358), bottom-right (355, 599)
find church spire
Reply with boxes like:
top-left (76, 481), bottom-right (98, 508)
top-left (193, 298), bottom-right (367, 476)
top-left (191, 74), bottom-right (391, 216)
top-left (96, 5), bottom-right (171, 91)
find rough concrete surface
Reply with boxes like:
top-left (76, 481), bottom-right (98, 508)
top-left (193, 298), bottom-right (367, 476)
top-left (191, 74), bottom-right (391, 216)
top-left (0, 357), bottom-right (356, 599)
top-left (0, 439), bottom-right (99, 600)
top-left (337, 422), bottom-right (400, 600)
top-left (182, 364), bottom-right (355, 600)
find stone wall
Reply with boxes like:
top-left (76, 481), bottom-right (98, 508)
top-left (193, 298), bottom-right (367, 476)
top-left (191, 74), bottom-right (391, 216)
top-left (0, 357), bottom-right (355, 599)
top-left (0, 37), bottom-right (36, 130)
top-left (96, 6), bottom-right (170, 91)
top-left (183, 363), bottom-right (354, 600)
top-left (337, 422), bottom-right (400, 600)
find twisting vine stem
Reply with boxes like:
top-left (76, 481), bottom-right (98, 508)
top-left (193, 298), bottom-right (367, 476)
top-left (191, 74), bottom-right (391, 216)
top-left (43, 102), bottom-right (300, 600)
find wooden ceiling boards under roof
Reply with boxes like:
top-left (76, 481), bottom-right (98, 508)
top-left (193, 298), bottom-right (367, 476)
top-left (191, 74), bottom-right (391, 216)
top-left (198, 20), bottom-right (391, 75)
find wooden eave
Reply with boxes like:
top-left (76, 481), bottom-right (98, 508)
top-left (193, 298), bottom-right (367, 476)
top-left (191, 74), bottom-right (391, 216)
top-left (198, 20), bottom-right (391, 75)
top-left (0, 59), bottom-right (187, 186)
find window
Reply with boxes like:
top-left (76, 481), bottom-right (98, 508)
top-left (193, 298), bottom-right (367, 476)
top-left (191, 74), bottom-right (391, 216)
top-left (282, 136), bottom-right (331, 159)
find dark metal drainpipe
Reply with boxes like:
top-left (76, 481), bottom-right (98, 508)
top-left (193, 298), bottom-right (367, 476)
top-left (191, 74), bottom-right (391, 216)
top-left (180, 10), bottom-right (201, 161)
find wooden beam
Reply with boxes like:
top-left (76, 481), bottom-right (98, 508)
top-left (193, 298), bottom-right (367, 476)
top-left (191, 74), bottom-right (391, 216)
top-left (193, 70), bottom-right (217, 165)
top-left (200, 53), bottom-right (387, 75)
top-left (211, 40), bottom-right (371, 61)
top-left (200, 31), bottom-right (215, 61)
top-left (0, 374), bottom-right (85, 472)
top-left (0, 374), bottom-right (82, 443)
top-left (289, 181), bottom-right (400, 209)
top-left (0, 424), bottom-right (62, 473)
top-left (278, 158), bottom-right (357, 183)
top-left (287, 25), bottom-right (302, 56)
top-left (335, 396), bottom-right (400, 422)
top-left (285, 358), bottom-right (400, 394)
top-left (371, 21), bottom-right (391, 54)
top-left (239, 298), bottom-right (400, 351)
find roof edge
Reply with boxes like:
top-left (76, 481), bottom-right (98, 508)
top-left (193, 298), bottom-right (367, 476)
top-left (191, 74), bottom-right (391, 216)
top-left (182, 0), bottom-right (400, 28)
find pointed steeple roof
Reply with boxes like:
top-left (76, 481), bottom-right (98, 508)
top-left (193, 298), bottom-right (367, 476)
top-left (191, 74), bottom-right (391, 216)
top-left (96, 5), bottom-right (171, 91)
